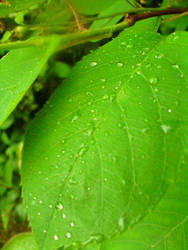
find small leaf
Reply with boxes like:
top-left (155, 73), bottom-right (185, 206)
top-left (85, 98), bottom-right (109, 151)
top-left (2, 233), bottom-right (39, 250)
top-left (90, 0), bottom-right (132, 31)
top-left (22, 28), bottom-right (188, 250)
top-left (0, 41), bottom-right (56, 127)
top-left (0, 0), bottom-right (45, 17)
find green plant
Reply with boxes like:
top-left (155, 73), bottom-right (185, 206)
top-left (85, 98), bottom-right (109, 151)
top-left (0, 0), bottom-right (188, 249)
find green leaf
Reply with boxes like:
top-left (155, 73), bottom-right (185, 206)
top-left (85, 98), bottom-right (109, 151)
top-left (100, 160), bottom-right (188, 249)
top-left (2, 233), bottom-right (39, 250)
top-left (0, 42), bottom-right (56, 127)
top-left (22, 27), bottom-right (188, 250)
top-left (90, 0), bottom-right (132, 31)
top-left (0, 0), bottom-right (45, 17)
top-left (69, 0), bottom-right (116, 15)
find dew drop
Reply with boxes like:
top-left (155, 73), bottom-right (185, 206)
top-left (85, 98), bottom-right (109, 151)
top-left (118, 217), bottom-right (125, 231)
top-left (122, 179), bottom-right (126, 185)
top-left (43, 229), bottom-right (47, 233)
top-left (87, 129), bottom-right (93, 136)
top-left (69, 178), bottom-right (77, 184)
top-left (62, 213), bottom-right (66, 219)
top-left (49, 204), bottom-right (53, 208)
top-left (103, 94), bottom-right (109, 100)
top-left (149, 77), bottom-right (157, 84)
top-left (90, 61), bottom-right (97, 67)
top-left (89, 233), bottom-right (104, 243)
top-left (168, 109), bottom-right (172, 113)
top-left (172, 64), bottom-right (179, 69)
top-left (66, 232), bottom-right (72, 239)
top-left (56, 203), bottom-right (64, 210)
top-left (100, 78), bottom-right (106, 82)
top-left (37, 212), bottom-right (41, 216)
top-left (180, 73), bottom-right (184, 78)
top-left (72, 115), bottom-right (79, 123)
top-left (54, 235), bottom-right (58, 241)
top-left (117, 62), bottom-right (123, 67)
top-left (70, 221), bottom-right (75, 227)
top-left (161, 124), bottom-right (171, 134)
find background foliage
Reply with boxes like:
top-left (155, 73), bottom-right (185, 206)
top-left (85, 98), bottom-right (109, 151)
top-left (0, 0), bottom-right (188, 249)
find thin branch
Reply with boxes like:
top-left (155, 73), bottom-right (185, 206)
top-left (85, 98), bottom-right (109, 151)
top-left (64, 0), bottom-right (86, 31)
top-left (0, 7), bottom-right (187, 51)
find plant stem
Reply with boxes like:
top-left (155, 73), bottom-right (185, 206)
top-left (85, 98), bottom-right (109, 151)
top-left (0, 7), bottom-right (187, 51)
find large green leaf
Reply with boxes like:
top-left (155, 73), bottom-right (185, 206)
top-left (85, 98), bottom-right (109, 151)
top-left (22, 27), bottom-right (188, 250)
top-left (0, 0), bottom-right (45, 17)
top-left (100, 159), bottom-right (188, 249)
top-left (0, 42), bottom-right (56, 127)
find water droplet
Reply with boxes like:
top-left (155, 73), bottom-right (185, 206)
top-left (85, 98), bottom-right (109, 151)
top-left (33, 197), bottom-right (37, 200)
top-left (39, 200), bottom-right (43, 203)
top-left (87, 129), bottom-right (93, 136)
top-left (122, 179), bottom-right (126, 185)
top-left (56, 202), bottom-right (64, 210)
top-left (49, 204), bottom-right (53, 208)
top-left (145, 64), bottom-right (151, 68)
top-left (62, 213), bottom-right (66, 219)
top-left (168, 109), bottom-right (172, 113)
top-left (69, 178), bottom-right (77, 184)
top-left (149, 77), bottom-right (157, 84)
top-left (37, 212), bottom-right (41, 216)
top-left (136, 71), bottom-right (141, 75)
top-left (104, 178), bottom-right (107, 182)
top-left (90, 62), bottom-right (97, 67)
top-left (180, 73), bottom-right (184, 78)
top-left (100, 78), bottom-right (106, 82)
top-left (118, 217), bottom-right (125, 231)
top-left (43, 229), bottom-right (47, 233)
top-left (72, 115), bottom-right (79, 123)
top-left (126, 44), bottom-right (133, 48)
top-left (66, 232), bottom-right (72, 239)
top-left (89, 233), bottom-right (104, 243)
top-left (161, 124), bottom-right (171, 134)
top-left (103, 94), bottom-right (109, 100)
top-left (86, 91), bottom-right (93, 96)
top-left (172, 64), bottom-right (179, 69)
top-left (117, 62), bottom-right (123, 67)
top-left (54, 235), bottom-right (58, 241)
top-left (70, 221), bottom-right (75, 227)
top-left (72, 241), bottom-right (81, 248)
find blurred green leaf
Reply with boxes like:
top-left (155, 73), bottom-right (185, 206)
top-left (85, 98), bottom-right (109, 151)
top-left (0, 40), bottom-right (58, 127)
top-left (0, 0), bottom-right (45, 17)
top-left (2, 233), bottom-right (39, 250)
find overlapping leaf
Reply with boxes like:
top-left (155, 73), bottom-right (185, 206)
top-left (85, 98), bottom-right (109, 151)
top-left (0, 41), bottom-right (57, 127)
top-left (0, 0), bottom-right (45, 17)
top-left (22, 24), bottom-right (188, 250)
